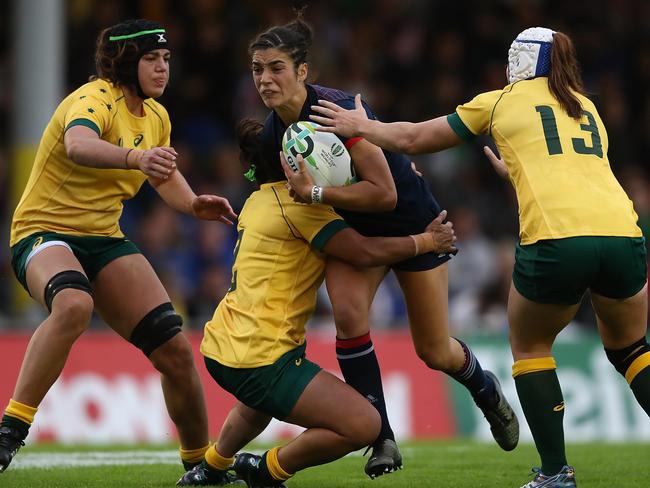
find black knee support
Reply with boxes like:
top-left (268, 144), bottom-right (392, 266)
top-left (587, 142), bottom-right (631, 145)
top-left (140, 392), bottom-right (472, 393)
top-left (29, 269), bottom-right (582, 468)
top-left (605, 337), bottom-right (650, 376)
top-left (129, 302), bottom-right (183, 357)
top-left (44, 270), bottom-right (93, 312)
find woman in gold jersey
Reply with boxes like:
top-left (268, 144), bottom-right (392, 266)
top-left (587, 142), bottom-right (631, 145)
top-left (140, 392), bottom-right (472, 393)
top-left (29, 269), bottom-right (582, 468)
top-left (0, 19), bottom-right (237, 474)
top-left (311, 27), bottom-right (648, 488)
top-left (177, 118), bottom-right (457, 487)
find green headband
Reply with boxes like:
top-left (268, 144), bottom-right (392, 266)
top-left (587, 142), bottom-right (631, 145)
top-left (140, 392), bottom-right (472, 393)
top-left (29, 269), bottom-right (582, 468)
top-left (109, 29), bottom-right (166, 41)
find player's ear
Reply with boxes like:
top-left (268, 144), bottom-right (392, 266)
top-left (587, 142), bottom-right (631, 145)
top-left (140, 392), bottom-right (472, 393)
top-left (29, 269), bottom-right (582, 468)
top-left (297, 63), bottom-right (308, 83)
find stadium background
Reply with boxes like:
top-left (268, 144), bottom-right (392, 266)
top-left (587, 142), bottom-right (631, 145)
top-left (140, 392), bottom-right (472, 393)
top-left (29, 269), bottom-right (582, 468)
top-left (0, 0), bottom-right (648, 444)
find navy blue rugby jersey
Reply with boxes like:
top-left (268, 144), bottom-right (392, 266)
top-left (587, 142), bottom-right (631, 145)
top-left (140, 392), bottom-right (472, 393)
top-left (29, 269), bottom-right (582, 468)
top-left (261, 83), bottom-right (441, 237)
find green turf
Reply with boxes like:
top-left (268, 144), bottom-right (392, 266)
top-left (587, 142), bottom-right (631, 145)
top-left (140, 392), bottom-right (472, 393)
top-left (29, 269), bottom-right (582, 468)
top-left (1, 441), bottom-right (648, 487)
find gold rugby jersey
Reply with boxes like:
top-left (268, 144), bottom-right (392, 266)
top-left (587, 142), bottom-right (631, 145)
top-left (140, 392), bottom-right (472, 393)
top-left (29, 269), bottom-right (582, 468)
top-left (10, 78), bottom-right (170, 245)
top-left (201, 182), bottom-right (347, 368)
top-left (448, 77), bottom-right (641, 244)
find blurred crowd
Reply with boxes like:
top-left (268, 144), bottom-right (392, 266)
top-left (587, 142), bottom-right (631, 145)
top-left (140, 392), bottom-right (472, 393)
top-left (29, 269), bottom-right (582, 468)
top-left (0, 0), bottom-right (648, 333)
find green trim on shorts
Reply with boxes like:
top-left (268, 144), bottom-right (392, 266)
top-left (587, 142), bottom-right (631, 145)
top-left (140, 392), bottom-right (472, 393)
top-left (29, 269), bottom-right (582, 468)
top-left (10, 231), bottom-right (141, 292)
top-left (65, 118), bottom-right (101, 136)
top-left (447, 112), bottom-right (475, 142)
top-left (203, 342), bottom-right (321, 420)
top-left (513, 236), bottom-right (647, 304)
top-left (311, 219), bottom-right (349, 251)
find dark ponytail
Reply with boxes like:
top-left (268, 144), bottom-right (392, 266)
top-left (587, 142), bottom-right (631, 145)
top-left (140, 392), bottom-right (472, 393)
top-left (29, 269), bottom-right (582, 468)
top-left (248, 11), bottom-right (313, 70)
top-left (236, 118), bottom-right (285, 184)
top-left (549, 31), bottom-right (585, 120)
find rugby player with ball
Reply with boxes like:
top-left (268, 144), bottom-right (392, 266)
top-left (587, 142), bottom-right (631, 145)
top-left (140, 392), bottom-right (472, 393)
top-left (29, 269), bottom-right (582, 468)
top-left (177, 118), bottom-right (457, 487)
top-left (180, 12), bottom-right (519, 486)
top-left (256, 13), bottom-right (520, 480)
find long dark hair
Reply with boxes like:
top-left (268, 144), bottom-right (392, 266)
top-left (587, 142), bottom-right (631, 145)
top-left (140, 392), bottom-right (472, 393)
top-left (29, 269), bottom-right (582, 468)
top-left (236, 118), bottom-right (285, 184)
top-left (248, 13), bottom-right (313, 72)
top-left (549, 31), bottom-right (585, 120)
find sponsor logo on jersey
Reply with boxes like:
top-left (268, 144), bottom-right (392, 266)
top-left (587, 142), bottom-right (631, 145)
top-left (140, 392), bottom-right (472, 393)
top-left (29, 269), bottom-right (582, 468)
top-left (32, 236), bottom-right (44, 250)
top-left (134, 134), bottom-right (144, 147)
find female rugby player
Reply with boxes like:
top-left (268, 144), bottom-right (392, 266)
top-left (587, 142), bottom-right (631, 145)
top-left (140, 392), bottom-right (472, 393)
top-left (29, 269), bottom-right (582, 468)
top-left (177, 118), bottom-right (459, 487)
top-left (0, 19), bottom-right (236, 474)
top-left (245, 14), bottom-right (519, 479)
top-left (312, 27), bottom-right (649, 488)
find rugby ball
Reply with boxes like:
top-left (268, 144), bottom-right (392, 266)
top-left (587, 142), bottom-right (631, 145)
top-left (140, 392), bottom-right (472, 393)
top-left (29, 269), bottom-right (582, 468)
top-left (282, 121), bottom-right (356, 187)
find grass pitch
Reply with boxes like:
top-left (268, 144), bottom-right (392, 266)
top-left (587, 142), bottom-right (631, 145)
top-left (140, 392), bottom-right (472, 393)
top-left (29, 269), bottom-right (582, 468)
top-left (1, 441), bottom-right (647, 487)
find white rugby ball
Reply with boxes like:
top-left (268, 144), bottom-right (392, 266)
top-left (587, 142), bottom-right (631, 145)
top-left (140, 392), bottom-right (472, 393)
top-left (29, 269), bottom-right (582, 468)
top-left (282, 121), bottom-right (356, 187)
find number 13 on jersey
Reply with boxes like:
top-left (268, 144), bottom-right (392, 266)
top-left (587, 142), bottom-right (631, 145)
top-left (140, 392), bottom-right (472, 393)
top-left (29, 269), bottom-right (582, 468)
top-left (535, 105), bottom-right (603, 158)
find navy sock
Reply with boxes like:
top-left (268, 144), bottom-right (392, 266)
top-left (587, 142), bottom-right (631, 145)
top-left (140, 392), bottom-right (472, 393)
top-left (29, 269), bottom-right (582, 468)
top-left (448, 338), bottom-right (495, 407)
top-left (336, 333), bottom-right (395, 443)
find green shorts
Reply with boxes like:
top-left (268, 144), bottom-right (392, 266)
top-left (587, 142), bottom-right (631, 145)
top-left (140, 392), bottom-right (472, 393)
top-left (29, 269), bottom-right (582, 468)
top-left (513, 236), bottom-right (647, 304)
top-left (204, 342), bottom-right (321, 420)
top-left (10, 231), bottom-right (141, 292)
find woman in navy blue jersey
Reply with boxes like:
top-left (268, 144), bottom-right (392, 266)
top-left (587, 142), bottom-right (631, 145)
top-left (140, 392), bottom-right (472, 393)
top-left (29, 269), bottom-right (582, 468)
top-left (246, 14), bottom-right (519, 478)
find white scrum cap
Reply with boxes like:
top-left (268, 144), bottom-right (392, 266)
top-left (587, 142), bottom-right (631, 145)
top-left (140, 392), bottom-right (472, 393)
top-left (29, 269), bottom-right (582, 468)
top-left (508, 27), bottom-right (556, 84)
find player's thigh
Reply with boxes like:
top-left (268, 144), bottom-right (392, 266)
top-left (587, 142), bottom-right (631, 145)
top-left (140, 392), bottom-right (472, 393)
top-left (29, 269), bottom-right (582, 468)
top-left (325, 257), bottom-right (387, 337)
top-left (285, 369), bottom-right (380, 437)
top-left (24, 245), bottom-right (88, 310)
top-left (508, 283), bottom-right (579, 359)
top-left (91, 253), bottom-right (171, 339)
top-left (591, 283), bottom-right (648, 349)
top-left (394, 263), bottom-right (450, 349)
top-left (231, 401), bottom-right (273, 430)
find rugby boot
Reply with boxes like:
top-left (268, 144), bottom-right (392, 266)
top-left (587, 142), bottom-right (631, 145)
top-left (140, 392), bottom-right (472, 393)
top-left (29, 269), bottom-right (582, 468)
top-left (478, 371), bottom-right (519, 451)
top-left (183, 459), bottom-right (202, 471)
top-left (521, 465), bottom-right (577, 488)
top-left (0, 426), bottom-right (25, 473)
top-left (232, 452), bottom-right (286, 488)
top-left (176, 461), bottom-right (246, 486)
top-left (363, 438), bottom-right (403, 479)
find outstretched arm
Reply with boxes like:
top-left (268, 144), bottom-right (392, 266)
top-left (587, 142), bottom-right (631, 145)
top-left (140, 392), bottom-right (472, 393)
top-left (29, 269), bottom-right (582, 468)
top-left (310, 94), bottom-right (463, 155)
top-left (150, 171), bottom-right (237, 225)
